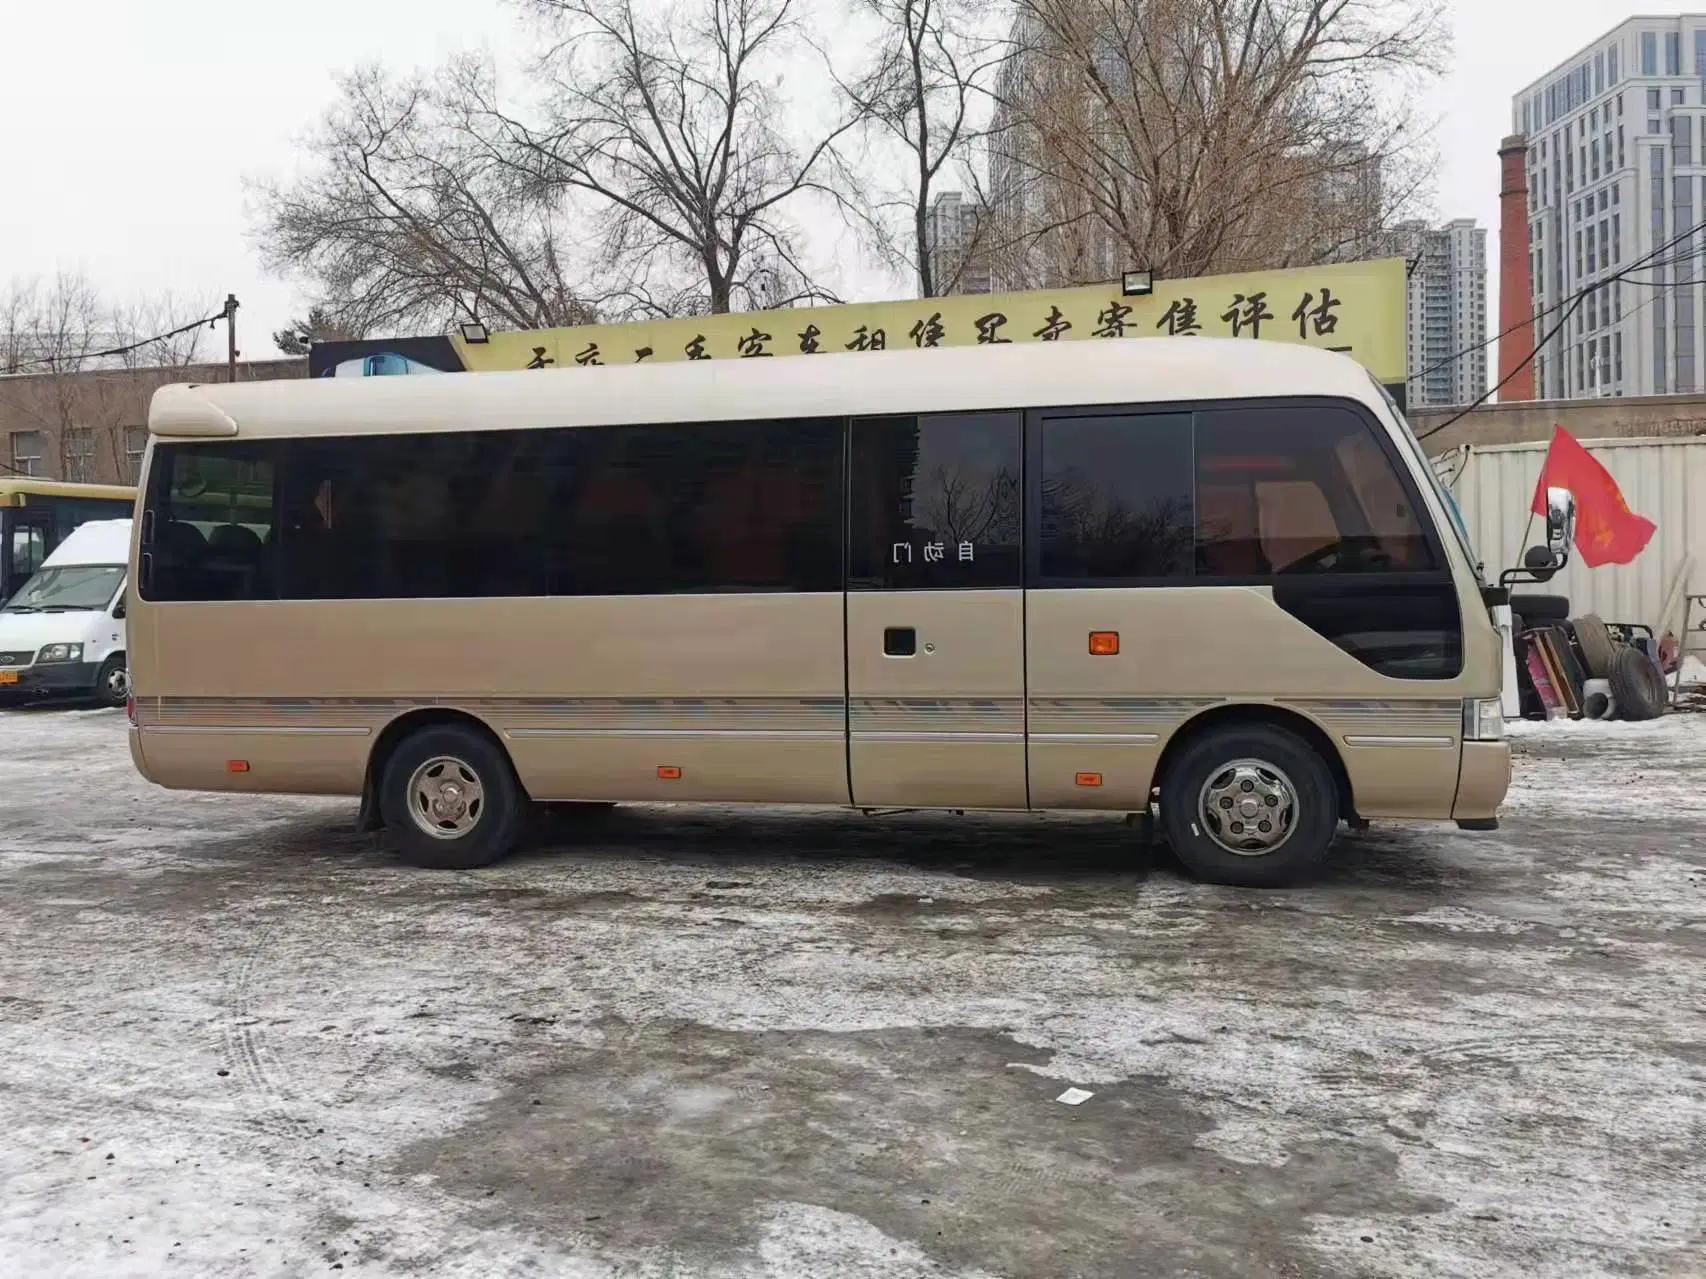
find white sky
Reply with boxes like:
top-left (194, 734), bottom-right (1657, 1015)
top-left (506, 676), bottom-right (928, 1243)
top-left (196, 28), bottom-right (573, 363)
top-left (2, 0), bottom-right (1700, 365)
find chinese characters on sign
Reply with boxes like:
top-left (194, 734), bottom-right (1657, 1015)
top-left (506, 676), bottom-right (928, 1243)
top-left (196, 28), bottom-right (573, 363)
top-left (467, 258), bottom-right (1403, 385)
top-left (520, 287), bottom-right (1364, 364)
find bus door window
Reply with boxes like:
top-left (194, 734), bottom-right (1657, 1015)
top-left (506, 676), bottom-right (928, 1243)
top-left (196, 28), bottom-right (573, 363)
top-left (6, 515), bottom-right (48, 598)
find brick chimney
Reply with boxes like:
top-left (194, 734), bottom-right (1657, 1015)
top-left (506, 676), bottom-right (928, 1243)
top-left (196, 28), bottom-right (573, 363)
top-left (1497, 134), bottom-right (1537, 401)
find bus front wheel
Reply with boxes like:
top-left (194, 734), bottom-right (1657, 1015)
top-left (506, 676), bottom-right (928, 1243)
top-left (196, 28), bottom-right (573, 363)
top-left (1158, 723), bottom-right (1339, 888)
top-left (380, 726), bottom-right (527, 870)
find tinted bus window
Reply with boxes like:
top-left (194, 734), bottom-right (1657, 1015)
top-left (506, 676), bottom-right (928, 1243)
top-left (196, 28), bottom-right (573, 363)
top-left (263, 419), bottom-right (843, 601)
top-left (143, 442), bottom-right (277, 602)
top-left (1194, 405), bottom-right (1439, 577)
top-left (849, 412), bottom-right (1021, 589)
top-left (1035, 412), bottom-right (1194, 581)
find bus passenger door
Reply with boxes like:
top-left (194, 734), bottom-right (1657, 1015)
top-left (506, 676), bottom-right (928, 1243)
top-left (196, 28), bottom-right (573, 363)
top-left (845, 412), bottom-right (1028, 810)
top-left (3, 509), bottom-right (50, 601)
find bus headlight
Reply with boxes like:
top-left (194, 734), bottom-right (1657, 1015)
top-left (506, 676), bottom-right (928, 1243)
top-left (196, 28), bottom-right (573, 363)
top-left (1462, 697), bottom-right (1504, 741)
top-left (37, 643), bottom-right (84, 664)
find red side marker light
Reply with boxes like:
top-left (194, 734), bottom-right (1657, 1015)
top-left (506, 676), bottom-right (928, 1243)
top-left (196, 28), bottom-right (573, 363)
top-left (227, 760), bottom-right (250, 774)
top-left (1075, 772), bottom-right (1103, 787)
top-left (657, 765), bottom-right (682, 780)
top-left (1089, 631), bottom-right (1120, 656)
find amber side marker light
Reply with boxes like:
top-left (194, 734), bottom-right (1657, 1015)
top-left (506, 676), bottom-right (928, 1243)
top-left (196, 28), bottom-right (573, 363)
top-left (657, 765), bottom-right (682, 780)
top-left (1088, 631), bottom-right (1120, 655)
top-left (1075, 772), bottom-right (1103, 787)
top-left (227, 761), bottom-right (250, 774)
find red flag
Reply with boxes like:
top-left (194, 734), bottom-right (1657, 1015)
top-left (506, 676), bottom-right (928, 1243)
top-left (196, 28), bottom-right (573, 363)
top-left (1529, 427), bottom-right (1656, 567)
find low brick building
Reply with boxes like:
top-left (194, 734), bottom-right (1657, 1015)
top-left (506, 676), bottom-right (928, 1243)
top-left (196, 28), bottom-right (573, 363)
top-left (0, 358), bottom-right (305, 485)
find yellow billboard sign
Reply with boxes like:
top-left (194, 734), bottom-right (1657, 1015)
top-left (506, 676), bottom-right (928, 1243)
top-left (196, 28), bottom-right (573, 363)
top-left (441, 257), bottom-right (1407, 386)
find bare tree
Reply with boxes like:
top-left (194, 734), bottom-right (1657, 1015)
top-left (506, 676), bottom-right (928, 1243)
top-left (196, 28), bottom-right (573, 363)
top-left (273, 305), bottom-right (369, 357)
top-left (251, 66), bottom-right (602, 337)
top-left (468, 0), bottom-right (863, 315)
top-left (988, 0), bottom-right (1445, 287)
top-left (0, 274), bottom-right (212, 482)
top-left (834, 0), bottom-right (1006, 296)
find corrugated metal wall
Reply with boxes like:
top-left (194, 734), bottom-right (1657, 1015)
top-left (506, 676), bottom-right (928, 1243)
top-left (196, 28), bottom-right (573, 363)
top-left (1436, 436), bottom-right (1706, 634)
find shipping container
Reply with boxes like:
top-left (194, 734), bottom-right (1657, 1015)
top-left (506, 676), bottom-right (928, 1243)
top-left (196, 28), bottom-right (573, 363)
top-left (1435, 436), bottom-right (1706, 642)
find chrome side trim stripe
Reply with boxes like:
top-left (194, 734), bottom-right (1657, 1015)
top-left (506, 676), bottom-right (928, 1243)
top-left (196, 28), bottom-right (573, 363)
top-left (506, 728), bottom-right (843, 741)
top-left (1029, 732), bottom-right (1161, 745)
top-left (851, 731), bottom-right (1023, 744)
top-left (140, 725), bottom-right (372, 737)
top-left (1342, 734), bottom-right (1455, 747)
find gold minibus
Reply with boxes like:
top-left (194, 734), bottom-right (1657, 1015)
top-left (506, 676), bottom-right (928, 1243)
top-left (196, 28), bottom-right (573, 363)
top-left (126, 338), bottom-right (1519, 885)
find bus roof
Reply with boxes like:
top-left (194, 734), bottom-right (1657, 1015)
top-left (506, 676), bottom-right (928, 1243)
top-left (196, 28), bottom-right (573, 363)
top-left (148, 336), bottom-right (1382, 441)
top-left (0, 478), bottom-right (136, 506)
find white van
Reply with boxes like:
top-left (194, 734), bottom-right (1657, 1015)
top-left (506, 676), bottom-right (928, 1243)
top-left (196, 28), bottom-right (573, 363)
top-left (0, 518), bottom-right (131, 707)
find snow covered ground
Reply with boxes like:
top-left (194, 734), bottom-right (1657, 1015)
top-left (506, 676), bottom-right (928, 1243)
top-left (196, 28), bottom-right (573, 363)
top-left (1, 708), bottom-right (1703, 1278)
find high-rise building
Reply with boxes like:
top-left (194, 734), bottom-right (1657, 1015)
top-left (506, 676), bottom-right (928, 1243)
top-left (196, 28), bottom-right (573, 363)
top-left (1389, 219), bottom-right (1489, 408)
top-left (1512, 15), bottom-right (1706, 398)
top-left (923, 191), bottom-right (992, 296)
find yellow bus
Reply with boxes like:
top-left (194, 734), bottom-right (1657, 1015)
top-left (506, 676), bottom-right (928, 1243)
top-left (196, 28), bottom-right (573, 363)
top-left (2, 478), bottom-right (137, 604)
top-left (125, 338), bottom-right (1524, 885)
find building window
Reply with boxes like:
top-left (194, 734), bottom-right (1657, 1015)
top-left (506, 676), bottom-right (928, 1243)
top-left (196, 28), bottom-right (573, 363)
top-left (1674, 115), bottom-right (1694, 165)
top-left (851, 412), bottom-right (1020, 589)
top-left (124, 427), bottom-right (148, 483)
top-left (1654, 304), bottom-right (1669, 394)
top-left (1697, 29), bottom-right (1706, 76)
top-left (63, 427), bottom-right (94, 483)
top-left (1648, 88), bottom-right (1662, 112)
top-left (1673, 88), bottom-right (1687, 105)
top-left (1651, 117), bottom-right (1664, 135)
top-left (9, 431), bottom-right (43, 477)
top-left (1667, 31), bottom-right (1682, 76)
top-left (1615, 331), bottom-right (1623, 382)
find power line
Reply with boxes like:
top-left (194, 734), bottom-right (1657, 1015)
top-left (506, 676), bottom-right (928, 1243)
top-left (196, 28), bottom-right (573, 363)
top-left (1415, 221), bottom-right (1706, 443)
top-left (3, 304), bottom-right (228, 376)
top-left (1413, 227), bottom-right (1706, 384)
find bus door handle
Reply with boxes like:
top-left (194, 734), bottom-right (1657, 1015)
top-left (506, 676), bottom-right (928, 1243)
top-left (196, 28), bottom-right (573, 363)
top-left (882, 627), bottom-right (917, 657)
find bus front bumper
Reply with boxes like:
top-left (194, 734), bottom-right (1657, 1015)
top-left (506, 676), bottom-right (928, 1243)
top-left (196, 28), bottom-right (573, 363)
top-left (1454, 740), bottom-right (1512, 828)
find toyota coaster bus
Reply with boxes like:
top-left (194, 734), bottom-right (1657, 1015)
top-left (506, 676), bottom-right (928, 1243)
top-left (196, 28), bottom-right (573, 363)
top-left (124, 338), bottom-right (1518, 886)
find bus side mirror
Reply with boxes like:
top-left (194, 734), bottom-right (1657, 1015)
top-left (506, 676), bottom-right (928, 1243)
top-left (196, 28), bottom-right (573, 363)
top-left (1545, 487), bottom-right (1576, 562)
top-left (112, 600), bottom-right (126, 620)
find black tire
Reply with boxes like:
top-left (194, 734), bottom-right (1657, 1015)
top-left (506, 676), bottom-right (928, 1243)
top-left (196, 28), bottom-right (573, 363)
top-left (379, 726), bottom-right (527, 869)
top-left (93, 654), bottom-right (128, 709)
top-left (1573, 614), bottom-right (1616, 680)
top-left (1511, 593), bottom-right (1570, 622)
top-left (1608, 644), bottom-right (1668, 721)
top-left (1158, 724), bottom-right (1340, 888)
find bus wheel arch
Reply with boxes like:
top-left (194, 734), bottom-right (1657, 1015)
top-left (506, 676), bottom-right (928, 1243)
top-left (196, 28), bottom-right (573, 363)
top-left (361, 709), bottom-right (531, 868)
top-left (1152, 704), bottom-right (1354, 888)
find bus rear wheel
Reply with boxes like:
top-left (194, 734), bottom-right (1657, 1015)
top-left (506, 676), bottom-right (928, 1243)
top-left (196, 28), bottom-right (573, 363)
top-left (380, 726), bottom-right (526, 869)
top-left (1158, 723), bottom-right (1339, 888)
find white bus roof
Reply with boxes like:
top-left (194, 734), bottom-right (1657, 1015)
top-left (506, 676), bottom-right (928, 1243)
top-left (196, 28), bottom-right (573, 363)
top-left (148, 337), bottom-right (1381, 441)
top-left (42, 519), bottom-right (132, 568)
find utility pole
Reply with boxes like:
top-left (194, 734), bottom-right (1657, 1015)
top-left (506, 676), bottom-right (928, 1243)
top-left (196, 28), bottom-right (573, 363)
top-left (224, 294), bottom-right (240, 382)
